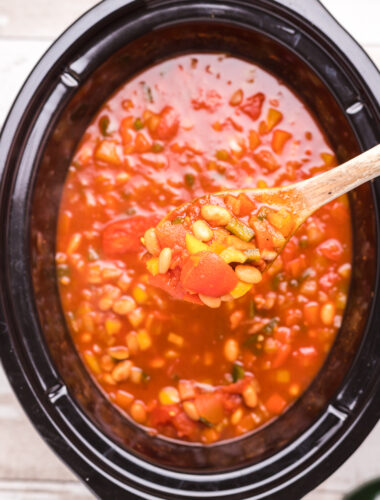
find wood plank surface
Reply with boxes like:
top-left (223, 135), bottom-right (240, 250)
top-left (0, 0), bottom-right (379, 499)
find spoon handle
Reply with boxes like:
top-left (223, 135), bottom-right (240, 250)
top-left (295, 144), bottom-right (380, 217)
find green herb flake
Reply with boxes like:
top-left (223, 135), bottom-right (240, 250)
top-left (99, 115), bottom-right (110, 136)
top-left (142, 371), bottom-right (151, 383)
top-left (172, 216), bottom-right (185, 225)
top-left (134, 117), bottom-right (144, 130)
top-left (299, 237), bottom-right (308, 249)
top-left (199, 416), bottom-right (213, 427)
top-left (88, 247), bottom-right (99, 262)
top-left (140, 82), bottom-right (154, 103)
top-left (299, 267), bottom-right (314, 283)
top-left (232, 363), bottom-right (245, 383)
top-left (272, 272), bottom-right (285, 290)
top-left (263, 318), bottom-right (279, 335)
top-left (184, 173), bottom-right (195, 188)
top-left (257, 207), bottom-right (269, 221)
top-left (152, 142), bottom-right (164, 153)
top-left (243, 333), bottom-right (264, 355)
top-left (57, 265), bottom-right (70, 278)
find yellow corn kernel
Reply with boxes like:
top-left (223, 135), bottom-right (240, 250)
top-left (230, 281), bottom-right (253, 299)
top-left (132, 284), bottom-right (149, 304)
top-left (168, 332), bottom-right (184, 347)
top-left (159, 386), bottom-right (180, 405)
top-left (136, 329), bottom-right (152, 350)
top-left (276, 369), bottom-right (290, 383)
top-left (146, 257), bottom-right (159, 276)
top-left (83, 351), bottom-right (101, 374)
top-left (185, 233), bottom-right (209, 254)
top-left (220, 247), bottom-right (247, 264)
top-left (105, 318), bottom-right (122, 336)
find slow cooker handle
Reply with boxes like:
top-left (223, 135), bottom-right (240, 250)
top-left (272, 0), bottom-right (334, 19)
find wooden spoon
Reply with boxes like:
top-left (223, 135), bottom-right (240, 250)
top-left (144, 144), bottom-right (380, 305)
top-left (163, 144), bottom-right (380, 249)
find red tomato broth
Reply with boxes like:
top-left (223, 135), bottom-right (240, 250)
top-left (56, 54), bottom-right (352, 443)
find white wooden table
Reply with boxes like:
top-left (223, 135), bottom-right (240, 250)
top-left (0, 1), bottom-right (379, 498)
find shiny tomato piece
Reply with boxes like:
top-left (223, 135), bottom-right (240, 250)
top-left (102, 215), bottom-right (154, 255)
top-left (149, 268), bottom-right (203, 304)
top-left (173, 411), bottom-right (198, 439)
top-left (240, 92), bottom-right (265, 121)
top-left (156, 106), bottom-right (179, 141)
top-left (272, 129), bottom-right (292, 154)
top-left (317, 238), bottom-right (344, 261)
top-left (286, 254), bottom-right (307, 278)
top-left (194, 393), bottom-right (225, 424)
top-left (180, 251), bottom-right (238, 297)
top-left (238, 193), bottom-right (256, 217)
top-left (155, 221), bottom-right (187, 248)
top-left (265, 393), bottom-right (287, 415)
top-left (150, 404), bottom-right (179, 427)
top-left (250, 219), bottom-right (275, 251)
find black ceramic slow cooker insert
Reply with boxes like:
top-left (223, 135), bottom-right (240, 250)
top-left (1, 0), bottom-right (380, 498)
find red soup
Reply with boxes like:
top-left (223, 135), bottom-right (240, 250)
top-left (56, 54), bottom-right (352, 443)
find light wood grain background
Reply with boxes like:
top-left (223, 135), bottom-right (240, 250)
top-left (0, 1), bottom-right (379, 499)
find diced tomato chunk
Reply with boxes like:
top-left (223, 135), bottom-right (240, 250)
top-left (265, 393), bottom-right (287, 415)
top-left (149, 268), bottom-right (203, 304)
top-left (317, 238), bottom-right (344, 261)
top-left (102, 215), bottom-right (155, 255)
top-left (238, 193), bottom-right (256, 217)
top-left (155, 106), bottom-right (179, 141)
top-left (94, 140), bottom-right (122, 166)
top-left (180, 251), bottom-right (238, 297)
top-left (240, 92), bottom-right (265, 121)
top-left (194, 393), bottom-right (225, 424)
top-left (272, 129), bottom-right (292, 154)
top-left (135, 132), bottom-right (151, 153)
top-left (286, 254), bottom-right (307, 278)
top-left (248, 129), bottom-right (261, 150)
top-left (303, 302), bottom-right (319, 326)
top-left (260, 108), bottom-right (283, 135)
top-left (253, 149), bottom-right (280, 172)
top-left (155, 221), bottom-right (187, 248)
